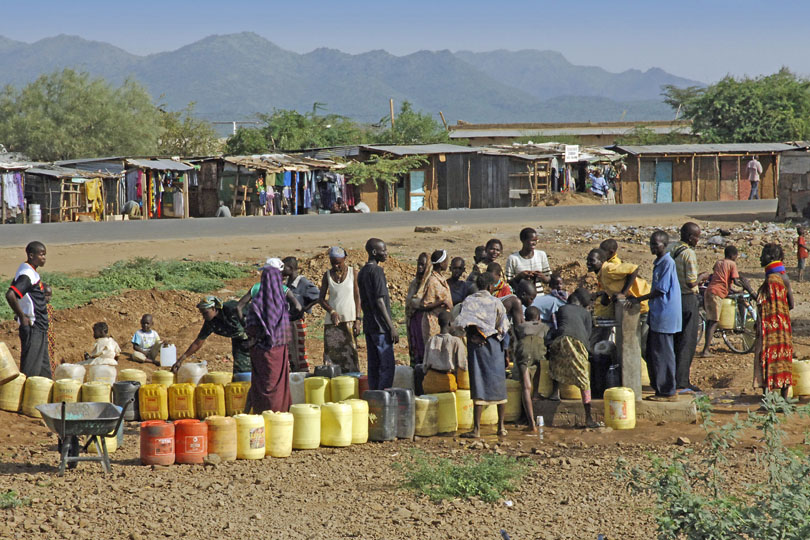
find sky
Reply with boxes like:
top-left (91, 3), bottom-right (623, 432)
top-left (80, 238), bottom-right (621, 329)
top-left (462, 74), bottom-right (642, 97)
top-left (4, 0), bottom-right (810, 83)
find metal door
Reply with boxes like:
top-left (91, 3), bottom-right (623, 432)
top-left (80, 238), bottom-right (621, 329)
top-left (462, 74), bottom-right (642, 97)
top-left (409, 171), bottom-right (425, 211)
top-left (640, 161), bottom-right (656, 203)
top-left (655, 161), bottom-right (673, 203)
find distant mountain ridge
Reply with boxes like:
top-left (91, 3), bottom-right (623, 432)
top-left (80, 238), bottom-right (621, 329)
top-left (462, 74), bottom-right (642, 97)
top-left (0, 32), bottom-right (700, 124)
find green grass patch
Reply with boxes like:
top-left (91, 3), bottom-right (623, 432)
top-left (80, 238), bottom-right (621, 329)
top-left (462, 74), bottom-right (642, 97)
top-left (390, 300), bottom-right (408, 339)
top-left (395, 449), bottom-right (532, 503)
top-left (0, 490), bottom-right (31, 510)
top-left (0, 258), bottom-right (250, 321)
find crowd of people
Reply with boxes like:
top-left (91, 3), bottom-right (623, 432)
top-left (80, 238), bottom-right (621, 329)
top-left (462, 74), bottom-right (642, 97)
top-left (5, 223), bottom-right (799, 435)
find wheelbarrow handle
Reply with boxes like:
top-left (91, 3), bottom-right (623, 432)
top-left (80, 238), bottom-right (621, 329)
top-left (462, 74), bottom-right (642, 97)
top-left (106, 398), bottom-right (134, 439)
top-left (60, 401), bottom-right (67, 441)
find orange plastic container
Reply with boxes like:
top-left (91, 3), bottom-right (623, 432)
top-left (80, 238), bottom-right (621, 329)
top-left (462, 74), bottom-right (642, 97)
top-left (174, 419), bottom-right (208, 464)
top-left (205, 415), bottom-right (237, 461)
top-left (140, 420), bottom-right (175, 465)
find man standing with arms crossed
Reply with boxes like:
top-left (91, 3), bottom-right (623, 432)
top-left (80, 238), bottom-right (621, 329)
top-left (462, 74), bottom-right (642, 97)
top-left (357, 238), bottom-right (399, 391)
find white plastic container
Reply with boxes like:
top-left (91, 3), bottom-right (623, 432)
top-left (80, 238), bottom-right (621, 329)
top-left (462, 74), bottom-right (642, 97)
top-left (159, 344), bottom-right (177, 368)
top-left (290, 372), bottom-right (306, 405)
top-left (29, 204), bottom-right (41, 224)
top-left (392, 365), bottom-right (414, 393)
top-left (53, 363), bottom-right (86, 383)
top-left (177, 361), bottom-right (208, 386)
top-left (86, 365), bottom-right (116, 385)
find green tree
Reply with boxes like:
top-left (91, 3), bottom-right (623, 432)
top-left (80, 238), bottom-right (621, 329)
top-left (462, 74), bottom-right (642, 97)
top-left (259, 103), bottom-right (368, 150)
top-left (158, 102), bottom-right (221, 156)
top-left (376, 101), bottom-right (449, 144)
top-left (0, 69), bottom-right (162, 161)
top-left (225, 127), bottom-right (269, 155)
top-left (342, 154), bottom-right (428, 209)
top-left (662, 68), bottom-right (810, 143)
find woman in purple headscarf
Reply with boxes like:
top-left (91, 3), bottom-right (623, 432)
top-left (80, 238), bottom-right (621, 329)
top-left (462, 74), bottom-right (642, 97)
top-left (246, 267), bottom-right (292, 413)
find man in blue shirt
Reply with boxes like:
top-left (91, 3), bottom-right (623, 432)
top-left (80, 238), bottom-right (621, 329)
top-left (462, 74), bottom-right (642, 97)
top-left (589, 170), bottom-right (609, 198)
top-left (629, 230), bottom-right (682, 400)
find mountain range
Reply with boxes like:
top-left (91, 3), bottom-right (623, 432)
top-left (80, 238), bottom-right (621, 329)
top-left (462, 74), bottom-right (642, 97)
top-left (0, 32), bottom-right (701, 125)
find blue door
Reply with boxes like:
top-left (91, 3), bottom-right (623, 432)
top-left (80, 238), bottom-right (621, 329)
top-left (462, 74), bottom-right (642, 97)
top-left (655, 161), bottom-right (673, 203)
top-left (640, 161), bottom-right (655, 203)
top-left (409, 171), bottom-right (425, 211)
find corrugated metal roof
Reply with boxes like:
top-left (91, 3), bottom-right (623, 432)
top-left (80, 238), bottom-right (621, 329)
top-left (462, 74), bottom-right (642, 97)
top-left (126, 158), bottom-right (194, 171)
top-left (449, 125), bottom-right (690, 139)
top-left (362, 144), bottom-right (482, 156)
top-left (614, 143), bottom-right (798, 155)
top-left (25, 165), bottom-right (117, 179)
top-left (299, 146), bottom-right (361, 160)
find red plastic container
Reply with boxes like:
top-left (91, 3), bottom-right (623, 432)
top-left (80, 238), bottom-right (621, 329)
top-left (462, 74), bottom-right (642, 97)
top-left (358, 375), bottom-right (369, 398)
top-left (174, 419), bottom-right (208, 464)
top-left (140, 420), bottom-right (175, 466)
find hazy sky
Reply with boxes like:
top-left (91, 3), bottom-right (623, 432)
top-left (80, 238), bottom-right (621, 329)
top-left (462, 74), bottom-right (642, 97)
top-left (4, 0), bottom-right (809, 83)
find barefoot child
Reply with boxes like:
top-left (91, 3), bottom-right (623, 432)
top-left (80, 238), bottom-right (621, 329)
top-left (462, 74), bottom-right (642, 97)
top-left (82, 322), bottom-right (120, 365)
top-left (515, 306), bottom-right (548, 432)
top-left (131, 314), bottom-right (162, 365)
top-left (796, 227), bottom-right (808, 282)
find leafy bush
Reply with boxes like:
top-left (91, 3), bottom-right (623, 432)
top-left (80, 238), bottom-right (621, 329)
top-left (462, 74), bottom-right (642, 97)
top-left (395, 449), bottom-right (531, 502)
top-left (0, 490), bottom-right (30, 509)
top-left (617, 393), bottom-right (810, 539)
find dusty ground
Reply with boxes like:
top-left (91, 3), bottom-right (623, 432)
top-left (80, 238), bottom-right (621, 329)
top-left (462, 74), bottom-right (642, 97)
top-left (1, 210), bottom-right (809, 539)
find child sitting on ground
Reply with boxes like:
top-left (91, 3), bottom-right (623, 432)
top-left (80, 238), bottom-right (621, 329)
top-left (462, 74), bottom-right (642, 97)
top-left (81, 322), bottom-right (120, 365)
top-left (516, 306), bottom-right (549, 432)
top-left (131, 314), bottom-right (162, 365)
top-left (418, 311), bottom-right (468, 395)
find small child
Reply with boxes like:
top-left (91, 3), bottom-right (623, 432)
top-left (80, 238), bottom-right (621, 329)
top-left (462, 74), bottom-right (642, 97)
top-left (797, 226), bottom-right (808, 282)
top-left (131, 314), bottom-right (161, 365)
top-left (418, 311), bottom-right (467, 395)
top-left (516, 306), bottom-right (549, 432)
top-left (82, 322), bottom-right (120, 365)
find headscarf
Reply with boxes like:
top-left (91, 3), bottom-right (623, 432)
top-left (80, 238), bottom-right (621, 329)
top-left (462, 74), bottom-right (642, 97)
top-left (765, 260), bottom-right (786, 276)
top-left (197, 296), bottom-right (222, 310)
top-left (328, 246), bottom-right (346, 258)
top-left (247, 267), bottom-right (290, 349)
top-left (265, 257), bottom-right (284, 270)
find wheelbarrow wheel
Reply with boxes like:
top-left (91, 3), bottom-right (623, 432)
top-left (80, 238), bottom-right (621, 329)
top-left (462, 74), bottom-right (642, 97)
top-left (57, 436), bottom-right (80, 469)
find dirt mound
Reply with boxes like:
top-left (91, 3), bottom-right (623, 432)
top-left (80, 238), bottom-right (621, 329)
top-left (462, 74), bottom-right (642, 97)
top-left (553, 260), bottom-right (597, 291)
top-left (545, 191), bottom-right (601, 207)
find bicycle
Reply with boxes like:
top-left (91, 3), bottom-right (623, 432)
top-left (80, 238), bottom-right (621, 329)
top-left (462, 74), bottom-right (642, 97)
top-left (697, 290), bottom-right (757, 354)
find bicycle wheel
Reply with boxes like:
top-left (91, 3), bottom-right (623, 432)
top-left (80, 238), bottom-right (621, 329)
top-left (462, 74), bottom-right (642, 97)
top-left (722, 305), bottom-right (757, 354)
top-left (696, 307), bottom-right (706, 346)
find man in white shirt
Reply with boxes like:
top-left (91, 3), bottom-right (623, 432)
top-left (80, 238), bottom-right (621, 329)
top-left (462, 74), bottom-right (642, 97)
top-left (504, 228), bottom-right (551, 294)
top-left (747, 156), bottom-right (762, 200)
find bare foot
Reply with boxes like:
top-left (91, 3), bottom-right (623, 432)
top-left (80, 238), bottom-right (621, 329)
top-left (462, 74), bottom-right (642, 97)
top-left (460, 430), bottom-right (480, 439)
top-left (497, 428), bottom-right (508, 437)
top-left (522, 425), bottom-right (538, 433)
top-left (697, 351), bottom-right (711, 358)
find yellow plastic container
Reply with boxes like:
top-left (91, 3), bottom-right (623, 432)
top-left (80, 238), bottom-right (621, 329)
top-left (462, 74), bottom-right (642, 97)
top-left (0, 373), bottom-right (26, 412)
top-left (205, 415), bottom-right (237, 461)
top-left (22, 376), bottom-right (53, 418)
top-left (203, 371), bottom-right (232, 386)
top-left (604, 387), bottom-right (636, 430)
top-left (504, 379), bottom-right (523, 422)
top-left (53, 364), bottom-right (86, 383)
top-left (263, 411), bottom-right (294, 458)
top-left (291, 403), bottom-right (321, 449)
top-left (455, 389), bottom-right (473, 430)
top-left (560, 384), bottom-right (582, 400)
top-left (430, 392), bottom-right (458, 434)
top-left (719, 298), bottom-right (736, 330)
top-left (81, 381), bottom-right (111, 403)
top-left (168, 383), bottom-right (196, 420)
top-left (641, 358), bottom-right (651, 387)
top-left (52, 379), bottom-right (82, 403)
top-left (538, 358), bottom-right (554, 398)
top-left (792, 361), bottom-right (810, 396)
top-left (225, 381), bottom-right (250, 416)
top-left (330, 376), bottom-right (358, 402)
top-left (118, 368), bottom-right (148, 386)
top-left (151, 370), bottom-right (174, 388)
top-left (343, 399), bottom-right (368, 444)
top-left (88, 432), bottom-right (118, 454)
top-left (86, 364), bottom-right (116, 385)
top-left (234, 414), bottom-right (265, 459)
top-left (480, 404), bottom-right (498, 425)
top-left (305, 376), bottom-right (331, 405)
top-left (414, 395), bottom-right (438, 437)
top-left (0, 342), bottom-right (19, 385)
top-left (320, 402), bottom-right (352, 447)
top-left (195, 383), bottom-right (226, 419)
top-left (139, 383), bottom-right (169, 421)
top-left (456, 369), bottom-right (470, 390)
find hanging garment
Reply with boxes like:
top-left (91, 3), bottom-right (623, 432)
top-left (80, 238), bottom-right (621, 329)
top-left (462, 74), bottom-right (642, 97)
top-left (85, 178), bottom-right (104, 221)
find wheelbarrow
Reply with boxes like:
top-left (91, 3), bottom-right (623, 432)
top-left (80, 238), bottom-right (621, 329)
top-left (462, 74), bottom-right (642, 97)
top-left (36, 400), bottom-right (132, 476)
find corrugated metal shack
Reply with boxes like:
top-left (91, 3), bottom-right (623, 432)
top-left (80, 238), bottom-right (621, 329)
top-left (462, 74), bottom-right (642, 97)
top-left (23, 165), bottom-right (119, 222)
top-left (776, 146), bottom-right (810, 220)
top-left (1, 154), bottom-right (38, 224)
top-left (612, 143), bottom-right (799, 204)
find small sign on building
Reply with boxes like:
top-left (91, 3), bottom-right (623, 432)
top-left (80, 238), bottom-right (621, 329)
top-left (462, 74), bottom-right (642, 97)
top-left (564, 145), bottom-right (580, 163)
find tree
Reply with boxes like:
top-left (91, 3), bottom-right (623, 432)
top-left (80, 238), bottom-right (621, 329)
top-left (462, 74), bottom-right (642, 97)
top-left (158, 102), bottom-right (221, 156)
top-left (342, 154), bottom-right (428, 210)
top-left (0, 69), bottom-right (162, 161)
top-left (662, 69), bottom-right (810, 143)
top-left (259, 103), bottom-right (368, 150)
top-left (376, 101), bottom-right (449, 145)
top-left (225, 127), bottom-right (269, 155)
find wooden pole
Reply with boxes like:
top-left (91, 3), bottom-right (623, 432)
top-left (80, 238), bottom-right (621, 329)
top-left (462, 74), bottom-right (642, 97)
top-left (737, 156), bottom-right (741, 200)
top-left (636, 156), bottom-right (641, 203)
top-left (715, 155), bottom-right (720, 200)
top-left (439, 111), bottom-right (448, 131)
top-left (389, 99), bottom-right (395, 128)
top-left (691, 155), bottom-right (696, 202)
top-left (774, 153), bottom-right (780, 200)
top-left (232, 166), bottom-right (240, 213)
top-left (183, 173), bottom-right (190, 219)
